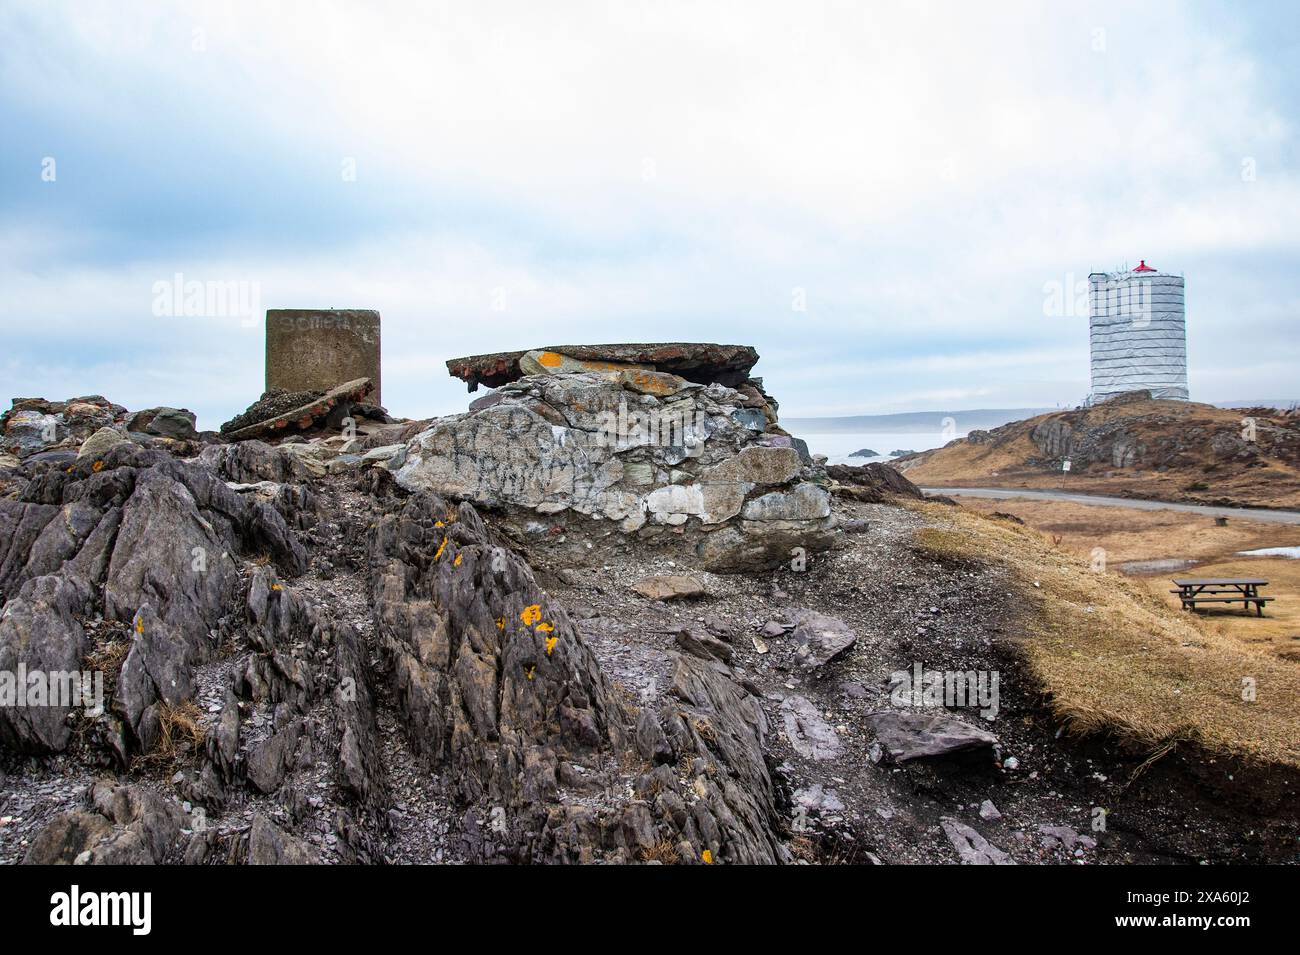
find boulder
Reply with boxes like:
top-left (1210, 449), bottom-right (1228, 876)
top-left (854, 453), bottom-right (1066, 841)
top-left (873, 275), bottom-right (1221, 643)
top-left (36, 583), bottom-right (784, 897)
top-left (394, 356), bottom-right (835, 572)
top-left (247, 814), bottom-right (319, 864)
top-left (675, 628), bottom-right (733, 663)
top-left (77, 427), bottom-right (130, 461)
top-left (940, 817), bottom-right (1016, 865)
top-left (632, 574), bottom-right (708, 601)
top-left (786, 609), bottom-right (857, 670)
top-left (780, 695), bottom-right (842, 760)
top-left (2, 409), bottom-right (63, 457)
top-left (825, 463), bottom-right (924, 502)
top-left (125, 407), bottom-right (199, 441)
top-left (867, 710), bottom-right (999, 762)
top-left (23, 781), bottom-right (186, 864)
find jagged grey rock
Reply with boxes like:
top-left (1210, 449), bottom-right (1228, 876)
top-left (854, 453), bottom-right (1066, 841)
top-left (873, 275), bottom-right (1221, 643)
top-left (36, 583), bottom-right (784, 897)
top-left (780, 695), bottom-right (842, 760)
top-left (22, 780), bottom-right (186, 864)
top-left (941, 817), bottom-right (1016, 865)
top-left (786, 608), bottom-right (858, 671)
top-left (867, 711), bottom-right (1000, 763)
top-left (77, 427), bottom-right (130, 461)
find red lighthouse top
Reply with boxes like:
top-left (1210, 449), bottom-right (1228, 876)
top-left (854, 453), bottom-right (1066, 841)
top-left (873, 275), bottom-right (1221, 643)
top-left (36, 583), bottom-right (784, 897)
top-left (1133, 260), bottom-right (1156, 272)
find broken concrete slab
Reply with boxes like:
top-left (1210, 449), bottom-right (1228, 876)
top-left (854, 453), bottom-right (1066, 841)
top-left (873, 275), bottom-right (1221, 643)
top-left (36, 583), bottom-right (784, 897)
top-left (447, 343), bottom-right (759, 391)
top-left (220, 378), bottom-right (374, 442)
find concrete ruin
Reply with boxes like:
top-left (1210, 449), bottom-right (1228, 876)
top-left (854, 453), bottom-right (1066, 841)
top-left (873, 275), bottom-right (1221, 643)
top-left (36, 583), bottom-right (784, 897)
top-left (266, 309), bottom-right (382, 405)
top-left (447, 343), bottom-right (759, 391)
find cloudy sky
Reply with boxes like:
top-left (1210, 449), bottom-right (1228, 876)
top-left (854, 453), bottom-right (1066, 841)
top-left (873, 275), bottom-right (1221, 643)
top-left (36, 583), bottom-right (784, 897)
top-left (2, 0), bottom-right (1297, 430)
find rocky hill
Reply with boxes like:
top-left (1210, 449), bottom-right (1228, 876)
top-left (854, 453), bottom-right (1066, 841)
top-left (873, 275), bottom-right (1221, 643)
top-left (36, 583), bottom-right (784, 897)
top-left (2, 358), bottom-right (1296, 865)
top-left (896, 391), bottom-right (1300, 508)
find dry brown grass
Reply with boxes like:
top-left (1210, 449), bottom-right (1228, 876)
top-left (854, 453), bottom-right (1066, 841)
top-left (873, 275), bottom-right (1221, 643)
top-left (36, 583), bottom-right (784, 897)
top-left (639, 839), bottom-right (680, 864)
top-left (953, 497), bottom-right (1300, 663)
top-left (906, 500), bottom-right (1300, 769)
top-left (137, 700), bottom-right (206, 768)
top-left (1144, 556), bottom-right (1300, 663)
top-left (788, 834), bottom-right (820, 863)
top-left (957, 497), bottom-right (1288, 565)
top-left (83, 639), bottom-right (130, 692)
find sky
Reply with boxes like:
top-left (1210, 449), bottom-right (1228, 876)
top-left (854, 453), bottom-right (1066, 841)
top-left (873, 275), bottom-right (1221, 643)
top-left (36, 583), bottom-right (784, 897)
top-left (2, 0), bottom-right (1298, 431)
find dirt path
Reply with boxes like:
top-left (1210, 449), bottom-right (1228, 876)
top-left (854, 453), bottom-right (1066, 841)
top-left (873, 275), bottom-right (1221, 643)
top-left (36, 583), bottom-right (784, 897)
top-left (922, 487), bottom-right (1300, 524)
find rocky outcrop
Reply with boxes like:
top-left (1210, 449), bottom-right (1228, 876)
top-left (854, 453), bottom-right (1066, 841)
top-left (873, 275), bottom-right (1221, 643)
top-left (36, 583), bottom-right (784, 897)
top-left (367, 489), bottom-right (787, 863)
top-left (0, 443), bottom-right (306, 754)
top-left (826, 462), bottom-right (923, 503)
top-left (22, 780), bottom-right (187, 864)
top-left (395, 356), bottom-right (834, 572)
top-left (897, 395), bottom-right (1300, 506)
top-left (1, 396), bottom-right (128, 459)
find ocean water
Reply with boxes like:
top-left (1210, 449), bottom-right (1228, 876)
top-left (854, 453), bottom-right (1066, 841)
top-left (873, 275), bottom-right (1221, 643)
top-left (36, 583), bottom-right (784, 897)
top-left (794, 431), bottom-right (958, 466)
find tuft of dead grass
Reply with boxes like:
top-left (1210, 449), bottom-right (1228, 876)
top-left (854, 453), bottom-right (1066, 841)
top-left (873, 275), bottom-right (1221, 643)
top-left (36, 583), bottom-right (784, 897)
top-left (906, 500), bottom-right (1300, 770)
top-left (84, 639), bottom-right (130, 695)
top-left (639, 839), bottom-right (680, 864)
top-left (137, 700), bottom-right (207, 768)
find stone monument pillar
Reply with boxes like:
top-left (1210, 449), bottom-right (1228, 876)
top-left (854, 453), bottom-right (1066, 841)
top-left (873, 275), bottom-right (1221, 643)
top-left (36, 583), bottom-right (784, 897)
top-left (265, 309), bottom-right (382, 405)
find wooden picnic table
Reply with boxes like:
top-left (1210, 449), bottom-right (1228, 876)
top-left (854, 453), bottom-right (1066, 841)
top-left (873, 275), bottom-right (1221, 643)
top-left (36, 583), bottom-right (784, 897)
top-left (1171, 577), bottom-right (1273, 616)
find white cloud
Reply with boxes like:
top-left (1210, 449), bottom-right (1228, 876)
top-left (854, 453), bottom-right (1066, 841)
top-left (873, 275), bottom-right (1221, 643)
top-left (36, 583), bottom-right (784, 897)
top-left (1, 0), bottom-right (1297, 428)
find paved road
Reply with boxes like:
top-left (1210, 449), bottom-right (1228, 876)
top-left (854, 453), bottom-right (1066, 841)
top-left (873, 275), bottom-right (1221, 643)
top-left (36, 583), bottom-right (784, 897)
top-left (920, 486), bottom-right (1300, 526)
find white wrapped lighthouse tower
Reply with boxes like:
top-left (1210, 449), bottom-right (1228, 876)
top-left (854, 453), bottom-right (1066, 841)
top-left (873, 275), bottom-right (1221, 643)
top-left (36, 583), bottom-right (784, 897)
top-left (1087, 260), bottom-right (1188, 401)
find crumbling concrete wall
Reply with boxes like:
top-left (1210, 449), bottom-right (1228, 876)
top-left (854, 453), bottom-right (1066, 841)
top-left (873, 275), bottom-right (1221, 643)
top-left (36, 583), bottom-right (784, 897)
top-left (266, 309), bottom-right (381, 405)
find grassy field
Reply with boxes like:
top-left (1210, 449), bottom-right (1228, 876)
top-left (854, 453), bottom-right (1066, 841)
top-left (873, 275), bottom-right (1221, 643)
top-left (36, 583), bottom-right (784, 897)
top-left (956, 496), bottom-right (1300, 662)
top-left (907, 500), bottom-right (1300, 770)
